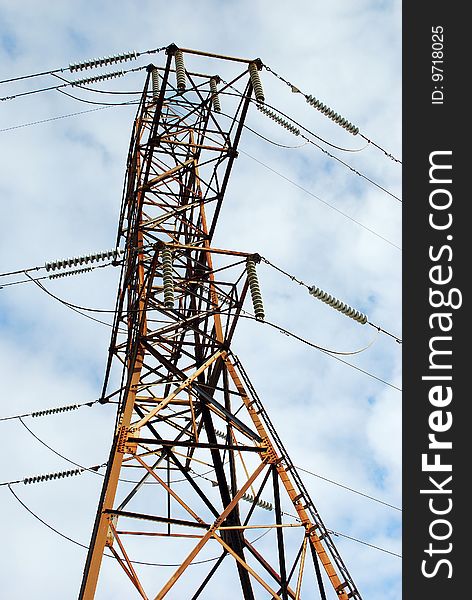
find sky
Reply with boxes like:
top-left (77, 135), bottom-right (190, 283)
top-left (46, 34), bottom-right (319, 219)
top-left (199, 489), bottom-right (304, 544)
top-left (0, 1), bottom-right (401, 599)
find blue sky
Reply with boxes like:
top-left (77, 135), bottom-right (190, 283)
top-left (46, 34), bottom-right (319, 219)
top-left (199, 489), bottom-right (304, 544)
top-left (0, 1), bottom-right (401, 598)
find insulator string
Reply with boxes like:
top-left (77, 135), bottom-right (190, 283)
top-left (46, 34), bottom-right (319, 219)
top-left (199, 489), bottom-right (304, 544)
top-left (161, 246), bottom-right (175, 308)
top-left (209, 77), bottom-right (221, 113)
top-left (174, 49), bottom-right (187, 92)
top-left (44, 248), bottom-right (122, 272)
top-left (248, 62), bottom-right (264, 103)
top-left (256, 104), bottom-right (300, 135)
top-left (71, 70), bottom-right (125, 87)
top-left (262, 63), bottom-right (401, 164)
top-left (246, 257), bottom-right (265, 321)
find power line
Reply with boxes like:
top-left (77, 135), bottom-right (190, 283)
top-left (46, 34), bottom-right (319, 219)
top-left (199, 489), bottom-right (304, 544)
top-left (328, 529), bottom-right (401, 558)
top-left (0, 65), bottom-right (146, 103)
top-left (295, 466), bottom-right (401, 511)
top-left (1, 401), bottom-right (402, 512)
top-left (6, 484), bottom-right (221, 567)
top-left (0, 102), bottom-right (401, 252)
top-left (56, 86), bottom-right (139, 107)
top-left (265, 101), bottom-right (402, 203)
top-left (0, 46), bottom-right (165, 86)
top-left (241, 314), bottom-right (379, 356)
top-left (221, 81), bottom-right (402, 203)
top-left (3, 262), bottom-right (402, 393)
top-left (260, 256), bottom-right (402, 343)
top-left (262, 63), bottom-right (402, 165)
top-left (5, 481), bottom-right (400, 560)
top-left (239, 149), bottom-right (401, 251)
top-left (17, 416), bottom-right (165, 487)
top-left (17, 270), bottom-right (401, 391)
top-left (239, 314), bottom-right (401, 392)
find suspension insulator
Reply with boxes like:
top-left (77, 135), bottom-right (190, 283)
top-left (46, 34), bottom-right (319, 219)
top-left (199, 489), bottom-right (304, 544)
top-left (246, 257), bottom-right (265, 321)
top-left (49, 267), bottom-right (93, 280)
top-left (69, 50), bottom-right (137, 72)
top-left (308, 285), bottom-right (368, 324)
top-left (151, 67), bottom-right (161, 101)
top-left (256, 104), bottom-right (300, 136)
top-left (174, 49), bottom-right (186, 92)
top-left (241, 492), bottom-right (273, 511)
top-left (209, 77), bottom-right (221, 113)
top-left (249, 62), bottom-right (264, 103)
top-left (45, 248), bottom-right (122, 272)
top-left (23, 468), bottom-right (84, 485)
top-left (32, 404), bottom-right (80, 417)
top-left (305, 95), bottom-right (359, 135)
top-left (71, 69), bottom-right (125, 87)
top-left (161, 246), bottom-right (175, 308)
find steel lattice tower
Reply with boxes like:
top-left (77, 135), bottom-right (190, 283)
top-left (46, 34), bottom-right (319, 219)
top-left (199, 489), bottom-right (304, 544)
top-left (79, 45), bottom-right (362, 600)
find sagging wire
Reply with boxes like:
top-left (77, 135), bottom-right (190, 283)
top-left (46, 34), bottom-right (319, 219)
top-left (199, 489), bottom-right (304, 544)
top-left (24, 271), bottom-right (119, 330)
top-left (256, 98), bottom-right (401, 203)
top-left (220, 81), bottom-right (367, 154)
top-left (3, 398), bottom-right (402, 508)
top-left (17, 418), bottom-right (163, 486)
top-left (55, 86), bottom-right (139, 108)
top-left (18, 417), bottom-right (105, 475)
top-left (262, 63), bottom-right (402, 164)
top-left (237, 313), bottom-right (400, 392)
top-left (5, 485), bottom-right (264, 567)
top-left (260, 256), bottom-right (402, 344)
top-left (240, 314), bottom-right (380, 357)
top-left (221, 78), bottom-right (400, 201)
top-left (16, 269), bottom-right (399, 391)
top-left (0, 64), bottom-right (147, 103)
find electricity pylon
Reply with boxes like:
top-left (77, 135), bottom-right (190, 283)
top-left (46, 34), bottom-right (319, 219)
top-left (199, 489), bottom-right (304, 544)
top-left (79, 45), bottom-right (362, 600)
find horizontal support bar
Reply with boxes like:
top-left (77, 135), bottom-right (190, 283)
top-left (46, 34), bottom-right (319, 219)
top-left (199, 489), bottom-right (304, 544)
top-left (178, 47), bottom-right (256, 64)
top-left (130, 438), bottom-right (265, 453)
top-left (104, 509), bottom-right (209, 530)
